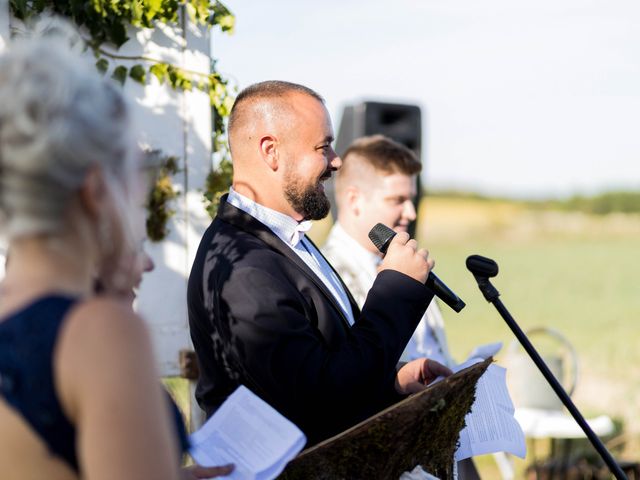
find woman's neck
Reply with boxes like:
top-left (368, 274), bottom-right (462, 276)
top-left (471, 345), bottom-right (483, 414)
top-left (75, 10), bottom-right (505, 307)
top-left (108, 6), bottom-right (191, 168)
top-left (1, 236), bottom-right (94, 311)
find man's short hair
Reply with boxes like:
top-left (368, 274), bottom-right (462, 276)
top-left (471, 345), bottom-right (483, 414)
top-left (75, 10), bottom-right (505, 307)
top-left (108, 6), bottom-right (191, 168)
top-left (228, 80), bottom-right (324, 146)
top-left (340, 134), bottom-right (421, 177)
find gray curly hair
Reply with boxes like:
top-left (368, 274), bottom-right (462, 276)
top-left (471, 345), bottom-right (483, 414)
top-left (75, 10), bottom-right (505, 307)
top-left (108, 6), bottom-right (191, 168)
top-left (0, 23), bottom-right (139, 240)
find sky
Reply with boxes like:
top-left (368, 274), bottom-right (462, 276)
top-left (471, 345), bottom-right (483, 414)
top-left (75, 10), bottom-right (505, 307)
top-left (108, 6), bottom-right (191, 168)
top-left (213, 0), bottom-right (640, 198)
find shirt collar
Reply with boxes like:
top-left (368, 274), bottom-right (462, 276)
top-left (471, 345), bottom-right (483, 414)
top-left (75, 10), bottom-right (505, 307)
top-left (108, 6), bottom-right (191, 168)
top-left (227, 187), bottom-right (312, 247)
top-left (331, 222), bottom-right (383, 268)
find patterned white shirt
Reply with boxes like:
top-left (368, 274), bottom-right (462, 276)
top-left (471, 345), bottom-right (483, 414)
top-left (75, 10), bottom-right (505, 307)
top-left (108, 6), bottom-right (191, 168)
top-left (322, 222), bottom-right (454, 366)
top-left (227, 188), bottom-right (356, 325)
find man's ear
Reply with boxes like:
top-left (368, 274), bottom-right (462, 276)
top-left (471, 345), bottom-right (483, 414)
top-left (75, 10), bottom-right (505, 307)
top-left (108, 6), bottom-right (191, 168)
top-left (259, 135), bottom-right (279, 171)
top-left (345, 185), bottom-right (363, 216)
top-left (79, 166), bottom-right (107, 220)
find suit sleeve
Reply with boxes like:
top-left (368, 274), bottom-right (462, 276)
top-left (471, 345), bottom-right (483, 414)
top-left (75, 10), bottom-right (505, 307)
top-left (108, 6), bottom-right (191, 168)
top-left (216, 262), bottom-right (433, 436)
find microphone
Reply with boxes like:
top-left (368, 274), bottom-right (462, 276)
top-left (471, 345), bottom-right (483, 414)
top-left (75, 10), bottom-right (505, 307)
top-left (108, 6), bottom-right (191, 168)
top-left (368, 223), bottom-right (466, 313)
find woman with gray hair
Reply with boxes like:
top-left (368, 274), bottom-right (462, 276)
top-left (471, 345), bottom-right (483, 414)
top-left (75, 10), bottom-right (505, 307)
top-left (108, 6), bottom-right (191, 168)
top-left (0, 29), bottom-right (231, 480)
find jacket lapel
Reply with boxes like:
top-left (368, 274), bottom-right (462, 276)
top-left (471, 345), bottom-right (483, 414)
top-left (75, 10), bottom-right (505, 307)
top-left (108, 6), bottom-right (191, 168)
top-left (217, 197), bottom-right (355, 329)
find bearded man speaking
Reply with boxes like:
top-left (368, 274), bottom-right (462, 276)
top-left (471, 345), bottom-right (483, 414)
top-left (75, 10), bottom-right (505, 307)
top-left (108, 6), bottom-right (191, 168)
top-left (187, 81), bottom-right (451, 446)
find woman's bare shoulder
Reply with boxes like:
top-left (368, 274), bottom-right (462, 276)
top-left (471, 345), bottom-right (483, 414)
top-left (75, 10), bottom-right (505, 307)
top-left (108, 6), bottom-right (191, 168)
top-left (54, 295), bottom-right (157, 420)
top-left (61, 296), bottom-right (150, 348)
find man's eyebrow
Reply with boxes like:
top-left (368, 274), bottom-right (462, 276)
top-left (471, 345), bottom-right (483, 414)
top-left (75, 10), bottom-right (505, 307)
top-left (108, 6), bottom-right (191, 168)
top-left (314, 136), bottom-right (334, 149)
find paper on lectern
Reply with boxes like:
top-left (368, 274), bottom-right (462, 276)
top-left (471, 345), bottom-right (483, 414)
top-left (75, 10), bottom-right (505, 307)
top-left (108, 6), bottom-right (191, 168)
top-left (453, 345), bottom-right (526, 461)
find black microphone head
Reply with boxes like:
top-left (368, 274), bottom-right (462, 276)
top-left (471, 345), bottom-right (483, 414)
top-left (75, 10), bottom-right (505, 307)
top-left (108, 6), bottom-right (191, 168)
top-left (368, 223), bottom-right (396, 254)
top-left (466, 255), bottom-right (499, 278)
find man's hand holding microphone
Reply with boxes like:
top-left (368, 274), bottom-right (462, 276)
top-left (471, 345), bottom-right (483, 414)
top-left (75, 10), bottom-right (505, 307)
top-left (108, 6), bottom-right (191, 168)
top-left (371, 226), bottom-right (454, 394)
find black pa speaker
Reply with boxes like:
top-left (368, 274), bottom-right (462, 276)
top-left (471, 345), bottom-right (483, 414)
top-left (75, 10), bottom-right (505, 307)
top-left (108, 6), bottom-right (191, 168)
top-left (328, 101), bottom-right (423, 236)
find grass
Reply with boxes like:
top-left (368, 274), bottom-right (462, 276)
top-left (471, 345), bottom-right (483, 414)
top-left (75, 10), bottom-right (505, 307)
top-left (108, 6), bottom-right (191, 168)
top-left (415, 196), bottom-right (640, 470)
top-left (423, 235), bottom-right (640, 374)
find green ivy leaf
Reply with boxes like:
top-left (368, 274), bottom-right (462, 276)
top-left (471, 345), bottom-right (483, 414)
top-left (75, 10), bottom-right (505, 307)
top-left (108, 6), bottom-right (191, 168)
top-left (212, 1), bottom-right (235, 32)
top-left (149, 63), bottom-right (169, 84)
top-left (220, 95), bottom-right (234, 116)
top-left (32, 0), bottom-right (47, 12)
top-left (10, 0), bottom-right (29, 20)
top-left (145, 0), bottom-right (163, 21)
top-left (130, 0), bottom-right (144, 27)
top-left (179, 76), bottom-right (193, 91)
top-left (129, 64), bottom-right (147, 84)
top-left (95, 58), bottom-right (109, 75)
top-left (111, 65), bottom-right (128, 85)
top-left (109, 20), bottom-right (129, 48)
top-left (91, 0), bottom-right (105, 17)
top-left (215, 13), bottom-right (235, 33)
top-left (166, 65), bottom-right (177, 86)
top-left (209, 88), bottom-right (221, 109)
top-left (186, 0), bottom-right (210, 22)
top-left (68, 0), bottom-right (85, 15)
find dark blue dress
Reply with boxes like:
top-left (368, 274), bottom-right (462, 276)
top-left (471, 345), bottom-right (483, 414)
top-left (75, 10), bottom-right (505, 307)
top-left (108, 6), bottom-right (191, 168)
top-left (0, 295), bottom-right (188, 473)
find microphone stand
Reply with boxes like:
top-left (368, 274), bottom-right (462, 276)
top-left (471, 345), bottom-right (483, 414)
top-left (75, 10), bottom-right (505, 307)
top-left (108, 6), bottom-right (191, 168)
top-left (466, 255), bottom-right (626, 480)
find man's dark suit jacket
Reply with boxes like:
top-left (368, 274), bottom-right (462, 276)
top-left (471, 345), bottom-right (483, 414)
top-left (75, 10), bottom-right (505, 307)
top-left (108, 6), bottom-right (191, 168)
top-left (187, 197), bottom-right (434, 445)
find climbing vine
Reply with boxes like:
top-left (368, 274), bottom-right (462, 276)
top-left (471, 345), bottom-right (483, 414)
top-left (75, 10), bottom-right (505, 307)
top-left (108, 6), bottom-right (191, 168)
top-left (204, 144), bottom-right (232, 218)
top-left (143, 150), bottom-right (181, 242)
top-left (8, 0), bottom-right (235, 239)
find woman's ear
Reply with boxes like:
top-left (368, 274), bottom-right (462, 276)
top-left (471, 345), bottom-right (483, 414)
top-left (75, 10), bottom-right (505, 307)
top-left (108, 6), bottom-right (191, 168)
top-left (259, 135), bottom-right (279, 171)
top-left (79, 166), bottom-right (107, 219)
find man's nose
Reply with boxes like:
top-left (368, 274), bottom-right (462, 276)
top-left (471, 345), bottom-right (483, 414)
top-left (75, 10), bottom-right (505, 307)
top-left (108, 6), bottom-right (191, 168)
top-left (403, 200), bottom-right (417, 222)
top-left (329, 149), bottom-right (342, 171)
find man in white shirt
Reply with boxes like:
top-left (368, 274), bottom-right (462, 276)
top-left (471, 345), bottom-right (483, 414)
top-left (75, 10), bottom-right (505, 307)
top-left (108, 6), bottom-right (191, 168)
top-left (322, 135), bottom-right (480, 479)
top-left (322, 134), bottom-right (453, 367)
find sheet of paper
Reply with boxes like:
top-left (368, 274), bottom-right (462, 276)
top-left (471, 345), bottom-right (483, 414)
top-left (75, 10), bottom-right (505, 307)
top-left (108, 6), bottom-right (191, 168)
top-left (466, 341), bottom-right (503, 361)
top-left (454, 363), bottom-right (526, 461)
top-left (189, 385), bottom-right (306, 480)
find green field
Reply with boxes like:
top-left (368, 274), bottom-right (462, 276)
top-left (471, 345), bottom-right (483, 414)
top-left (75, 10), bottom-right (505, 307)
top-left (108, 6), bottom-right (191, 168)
top-left (425, 236), bottom-right (639, 378)
top-left (416, 197), bottom-right (640, 472)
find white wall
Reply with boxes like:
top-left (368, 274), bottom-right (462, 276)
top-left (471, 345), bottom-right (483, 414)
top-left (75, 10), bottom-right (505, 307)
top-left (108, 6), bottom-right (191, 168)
top-left (0, 1), bottom-right (8, 52)
top-left (127, 20), bottom-right (214, 377)
top-left (0, 3), bottom-right (10, 280)
top-left (0, 6), bottom-right (212, 377)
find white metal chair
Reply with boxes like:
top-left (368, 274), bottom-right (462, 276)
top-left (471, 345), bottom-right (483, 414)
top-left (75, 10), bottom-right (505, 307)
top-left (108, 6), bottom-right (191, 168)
top-left (497, 327), bottom-right (614, 478)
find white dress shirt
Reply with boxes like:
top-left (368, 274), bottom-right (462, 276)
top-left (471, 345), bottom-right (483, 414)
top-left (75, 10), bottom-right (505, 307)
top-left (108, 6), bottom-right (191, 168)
top-left (322, 222), bottom-right (454, 366)
top-left (227, 188), bottom-right (356, 326)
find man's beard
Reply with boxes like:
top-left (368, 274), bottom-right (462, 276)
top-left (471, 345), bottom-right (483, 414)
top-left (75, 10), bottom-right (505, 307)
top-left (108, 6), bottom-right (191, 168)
top-left (283, 171), bottom-right (331, 221)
